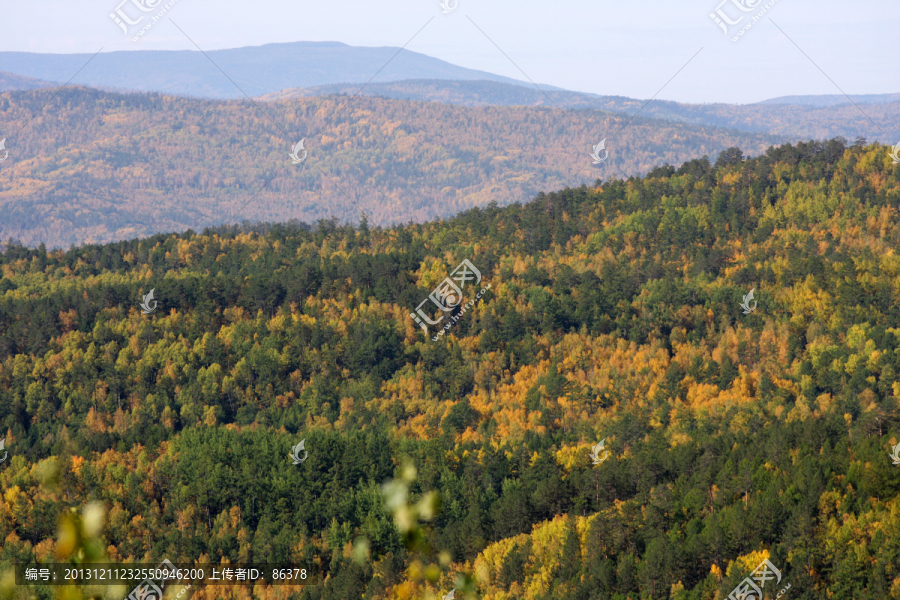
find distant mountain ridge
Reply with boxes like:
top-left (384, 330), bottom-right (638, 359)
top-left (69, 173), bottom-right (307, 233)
top-left (1, 40), bottom-right (896, 140)
top-left (757, 93), bottom-right (900, 106)
top-left (0, 42), bottom-right (551, 100)
top-left (260, 79), bottom-right (900, 141)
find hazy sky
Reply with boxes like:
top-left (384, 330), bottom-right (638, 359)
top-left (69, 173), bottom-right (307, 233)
top-left (0, 0), bottom-right (896, 104)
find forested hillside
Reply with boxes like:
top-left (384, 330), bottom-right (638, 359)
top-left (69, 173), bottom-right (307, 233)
top-left (0, 86), bottom-right (784, 249)
top-left (261, 79), bottom-right (900, 142)
top-left (1, 139), bottom-right (900, 599)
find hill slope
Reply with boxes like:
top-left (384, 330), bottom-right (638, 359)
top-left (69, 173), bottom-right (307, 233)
top-left (1, 139), bottom-right (899, 599)
top-left (0, 86), bottom-right (787, 248)
top-left (262, 79), bottom-right (900, 141)
top-left (0, 71), bottom-right (57, 92)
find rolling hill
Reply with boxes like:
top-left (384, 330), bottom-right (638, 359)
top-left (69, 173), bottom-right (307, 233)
top-left (0, 86), bottom-right (788, 249)
top-left (0, 71), bottom-right (56, 92)
top-left (261, 79), bottom-right (900, 141)
top-left (2, 38), bottom-right (895, 146)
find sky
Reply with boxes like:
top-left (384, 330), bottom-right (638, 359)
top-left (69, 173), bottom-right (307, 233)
top-left (0, 0), bottom-right (897, 104)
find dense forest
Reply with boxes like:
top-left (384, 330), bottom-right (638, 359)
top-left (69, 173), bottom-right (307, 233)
top-left (261, 79), bottom-right (900, 142)
top-left (0, 86), bottom-right (784, 249)
top-left (1, 138), bottom-right (900, 599)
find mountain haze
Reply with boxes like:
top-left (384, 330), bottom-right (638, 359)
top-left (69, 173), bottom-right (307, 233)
top-left (2, 40), bottom-right (896, 143)
top-left (0, 42), bottom-right (545, 100)
top-left (758, 92), bottom-right (900, 106)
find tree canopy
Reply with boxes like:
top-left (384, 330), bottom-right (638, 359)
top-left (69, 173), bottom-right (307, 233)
top-left (1, 138), bottom-right (900, 599)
